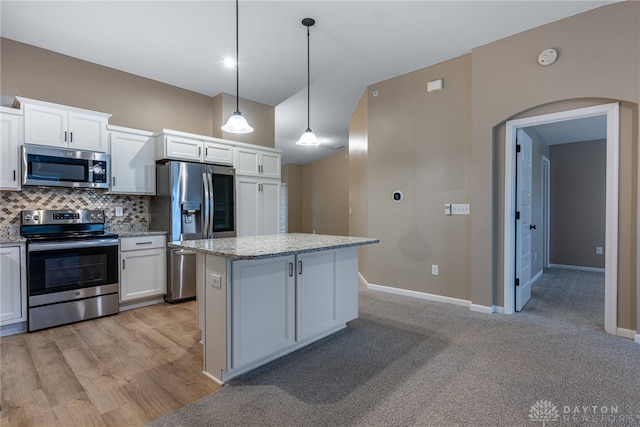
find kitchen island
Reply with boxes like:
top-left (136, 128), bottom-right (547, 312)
top-left (169, 233), bottom-right (379, 384)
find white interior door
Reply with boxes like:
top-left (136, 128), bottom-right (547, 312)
top-left (515, 129), bottom-right (533, 311)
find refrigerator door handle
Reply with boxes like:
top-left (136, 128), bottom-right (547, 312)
top-left (202, 172), bottom-right (210, 238)
top-left (207, 172), bottom-right (214, 238)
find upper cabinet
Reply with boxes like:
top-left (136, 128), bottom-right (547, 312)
top-left (234, 147), bottom-right (281, 179)
top-left (15, 97), bottom-right (111, 152)
top-left (155, 129), bottom-right (234, 166)
top-left (109, 125), bottom-right (156, 195)
top-left (0, 107), bottom-right (23, 191)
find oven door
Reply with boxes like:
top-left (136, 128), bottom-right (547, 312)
top-left (27, 239), bottom-right (119, 306)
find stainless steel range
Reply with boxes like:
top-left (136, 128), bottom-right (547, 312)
top-left (21, 209), bottom-right (119, 331)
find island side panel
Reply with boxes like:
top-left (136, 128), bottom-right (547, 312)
top-left (203, 254), bottom-right (229, 384)
top-left (336, 247), bottom-right (359, 323)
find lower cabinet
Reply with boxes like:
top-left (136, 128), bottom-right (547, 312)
top-left (119, 235), bottom-right (166, 302)
top-left (231, 255), bottom-right (295, 368)
top-left (0, 245), bottom-right (27, 328)
top-left (216, 247), bottom-right (358, 376)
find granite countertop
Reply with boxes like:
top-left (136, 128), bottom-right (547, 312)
top-left (0, 238), bottom-right (26, 246)
top-left (168, 233), bottom-right (379, 260)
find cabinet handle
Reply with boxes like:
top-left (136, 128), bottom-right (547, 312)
top-left (64, 131), bottom-right (68, 142)
top-left (198, 146), bottom-right (202, 156)
top-left (112, 177), bottom-right (116, 185)
top-left (298, 260), bottom-right (302, 275)
top-left (289, 262), bottom-right (294, 277)
top-left (122, 259), bottom-right (126, 270)
top-left (205, 147), bottom-right (208, 156)
top-left (135, 241), bottom-right (153, 245)
top-left (70, 132), bottom-right (73, 143)
top-left (13, 170), bottom-right (16, 181)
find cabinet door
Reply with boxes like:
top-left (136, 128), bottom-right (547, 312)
top-left (236, 177), bottom-right (260, 237)
top-left (0, 246), bottom-right (25, 325)
top-left (0, 111), bottom-right (22, 190)
top-left (23, 103), bottom-right (67, 148)
top-left (164, 136), bottom-right (203, 162)
top-left (110, 131), bottom-right (156, 194)
top-left (120, 247), bottom-right (166, 301)
top-left (68, 111), bottom-right (108, 152)
top-left (296, 250), bottom-right (339, 341)
top-left (234, 148), bottom-right (260, 175)
top-left (204, 141), bottom-right (234, 165)
top-left (231, 255), bottom-right (295, 369)
top-left (260, 152), bottom-right (281, 179)
top-left (260, 179), bottom-right (281, 235)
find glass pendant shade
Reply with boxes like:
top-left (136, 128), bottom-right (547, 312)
top-left (222, 110), bottom-right (254, 134)
top-left (296, 128), bottom-right (320, 146)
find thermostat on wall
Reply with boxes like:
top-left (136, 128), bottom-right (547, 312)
top-left (392, 190), bottom-right (404, 203)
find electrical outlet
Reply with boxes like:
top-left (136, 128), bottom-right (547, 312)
top-left (209, 273), bottom-right (222, 289)
top-left (432, 264), bottom-right (439, 275)
top-left (595, 246), bottom-right (603, 255)
top-left (115, 206), bottom-right (124, 217)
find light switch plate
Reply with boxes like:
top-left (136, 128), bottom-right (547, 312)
top-left (432, 264), bottom-right (439, 275)
top-left (451, 204), bottom-right (470, 215)
top-left (115, 206), bottom-right (124, 217)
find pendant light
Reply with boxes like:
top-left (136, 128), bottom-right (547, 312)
top-left (222, 0), bottom-right (253, 134)
top-left (297, 18), bottom-right (320, 146)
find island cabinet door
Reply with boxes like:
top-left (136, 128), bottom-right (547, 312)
top-left (295, 250), bottom-right (340, 341)
top-left (231, 255), bottom-right (295, 369)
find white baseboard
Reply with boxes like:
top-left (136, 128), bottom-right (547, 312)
top-left (548, 263), bottom-right (605, 273)
top-left (470, 304), bottom-right (494, 314)
top-left (616, 327), bottom-right (637, 340)
top-left (358, 272), bottom-right (368, 289)
top-left (531, 269), bottom-right (543, 284)
top-left (0, 321), bottom-right (27, 337)
top-left (635, 334), bottom-right (640, 344)
top-left (367, 283), bottom-right (471, 308)
top-left (493, 306), bottom-right (505, 314)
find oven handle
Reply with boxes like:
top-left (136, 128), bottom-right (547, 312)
top-left (28, 239), bottom-right (118, 252)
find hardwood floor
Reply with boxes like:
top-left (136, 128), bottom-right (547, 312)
top-left (0, 301), bottom-right (221, 426)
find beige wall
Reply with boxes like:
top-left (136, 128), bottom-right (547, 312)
top-left (1, 39), bottom-right (274, 146)
top-left (351, 1), bottom-right (639, 330)
top-left (549, 140), bottom-right (606, 269)
top-left (281, 164), bottom-right (303, 232)
top-left (302, 151), bottom-right (349, 236)
top-left (363, 53), bottom-right (472, 300)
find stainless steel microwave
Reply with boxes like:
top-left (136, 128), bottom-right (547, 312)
top-left (22, 145), bottom-right (110, 189)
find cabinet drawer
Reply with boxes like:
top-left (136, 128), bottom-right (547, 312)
top-left (120, 235), bottom-right (166, 251)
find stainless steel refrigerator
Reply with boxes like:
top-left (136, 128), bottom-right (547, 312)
top-left (150, 161), bottom-right (235, 302)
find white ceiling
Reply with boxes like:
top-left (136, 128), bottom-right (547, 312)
top-left (531, 115), bottom-right (607, 145)
top-left (0, 1), bottom-right (618, 165)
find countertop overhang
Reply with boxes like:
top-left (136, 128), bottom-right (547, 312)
top-left (168, 233), bottom-right (379, 260)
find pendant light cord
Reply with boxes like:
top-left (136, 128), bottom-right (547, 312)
top-left (235, 0), bottom-right (240, 113)
top-left (306, 23), bottom-right (311, 131)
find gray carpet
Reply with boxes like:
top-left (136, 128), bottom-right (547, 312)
top-left (149, 276), bottom-right (639, 427)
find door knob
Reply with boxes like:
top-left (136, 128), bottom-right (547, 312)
top-left (529, 224), bottom-right (537, 230)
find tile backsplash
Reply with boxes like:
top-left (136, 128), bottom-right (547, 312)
top-left (0, 187), bottom-right (149, 239)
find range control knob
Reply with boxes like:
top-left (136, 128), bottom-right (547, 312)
top-left (24, 214), bottom-right (32, 221)
top-left (33, 215), bottom-right (40, 222)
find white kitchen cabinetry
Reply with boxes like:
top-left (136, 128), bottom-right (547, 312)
top-left (236, 176), bottom-right (281, 237)
top-left (15, 97), bottom-right (110, 152)
top-left (202, 246), bottom-right (359, 381)
top-left (0, 245), bottom-right (27, 329)
top-left (119, 235), bottom-right (166, 302)
top-left (231, 255), bottom-right (295, 368)
top-left (234, 147), bottom-right (281, 179)
top-left (0, 107), bottom-right (22, 191)
top-left (109, 126), bottom-right (156, 195)
top-left (155, 130), bottom-right (234, 165)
